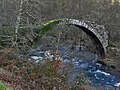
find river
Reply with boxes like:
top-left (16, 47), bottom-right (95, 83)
top-left (28, 45), bottom-right (120, 90)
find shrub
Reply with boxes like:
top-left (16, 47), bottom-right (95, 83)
top-left (0, 81), bottom-right (12, 90)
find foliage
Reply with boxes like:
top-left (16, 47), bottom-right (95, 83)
top-left (70, 72), bottom-right (90, 90)
top-left (107, 41), bottom-right (117, 48)
top-left (42, 60), bottom-right (61, 78)
top-left (0, 81), bottom-right (11, 90)
top-left (0, 49), bottom-right (70, 90)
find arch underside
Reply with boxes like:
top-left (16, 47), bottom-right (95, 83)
top-left (74, 25), bottom-right (105, 58)
top-left (63, 19), bottom-right (108, 58)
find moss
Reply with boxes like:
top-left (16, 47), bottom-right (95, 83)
top-left (37, 18), bottom-right (64, 35)
top-left (33, 18), bottom-right (65, 46)
top-left (0, 81), bottom-right (12, 90)
top-left (107, 41), bottom-right (117, 48)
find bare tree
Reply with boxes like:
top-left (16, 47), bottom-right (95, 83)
top-left (13, 0), bottom-right (24, 48)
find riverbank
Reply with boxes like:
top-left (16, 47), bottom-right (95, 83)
top-left (103, 46), bottom-right (120, 76)
top-left (0, 48), bottom-right (98, 90)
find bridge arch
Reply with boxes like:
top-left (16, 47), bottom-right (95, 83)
top-left (65, 19), bottom-right (108, 58)
top-left (37, 19), bottom-right (108, 58)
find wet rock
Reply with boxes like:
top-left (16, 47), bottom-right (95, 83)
top-left (97, 61), bottom-right (107, 66)
top-left (109, 65), bottom-right (116, 69)
top-left (103, 46), bottom-right (120, 76)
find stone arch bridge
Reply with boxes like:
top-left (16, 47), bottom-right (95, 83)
top-left (37, 18), bottom-right (108, 59)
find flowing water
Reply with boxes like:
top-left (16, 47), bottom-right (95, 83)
top-left (28, 45), bottom-right (120, 90)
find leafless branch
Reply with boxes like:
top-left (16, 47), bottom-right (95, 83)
top-left (13, 0), bottom-right (24, 47)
